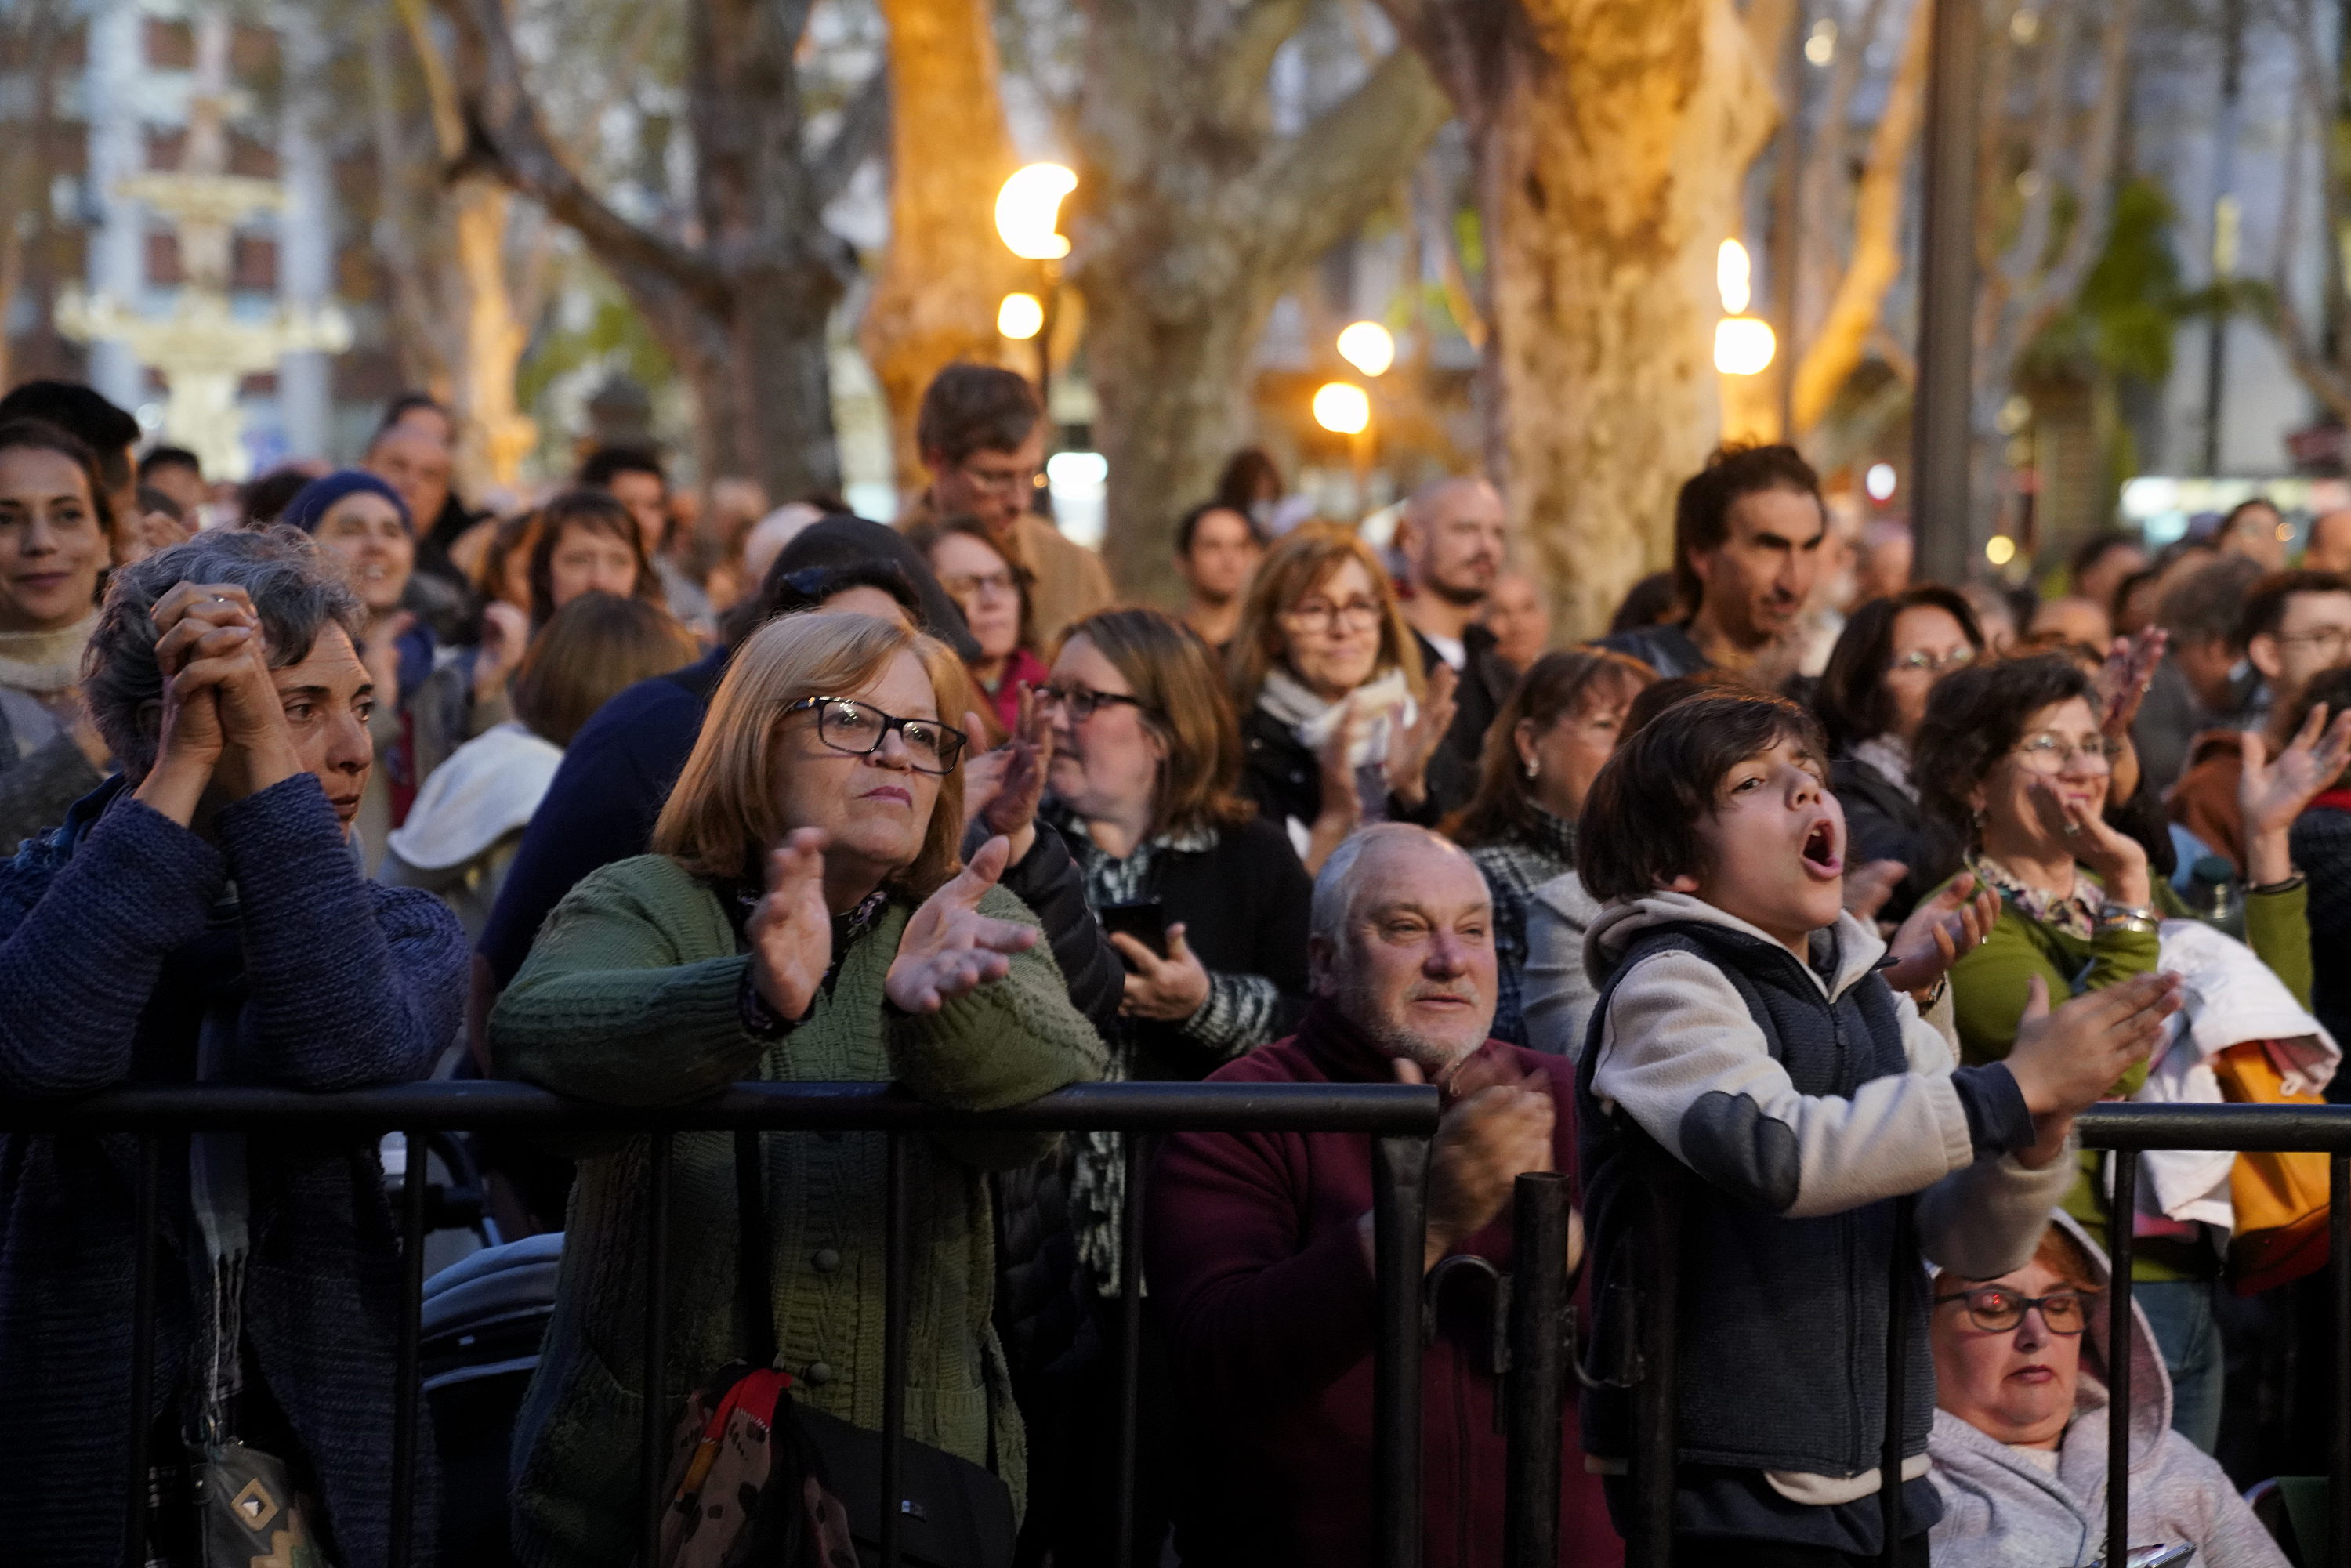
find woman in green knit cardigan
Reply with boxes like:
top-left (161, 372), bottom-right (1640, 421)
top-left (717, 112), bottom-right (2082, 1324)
top-left (491, 612), bottom-right (1107, 1567)
top-left (1913, 650), bottom-right (2348, 1451)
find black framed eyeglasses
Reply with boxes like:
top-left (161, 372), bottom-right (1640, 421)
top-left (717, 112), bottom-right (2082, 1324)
top-left (784, 697), bottom-right (968, 775)
top-left (1932, 1286), bottom-right (2091, 1335)
top-left (1032, 683), bottom-right (1147, 722)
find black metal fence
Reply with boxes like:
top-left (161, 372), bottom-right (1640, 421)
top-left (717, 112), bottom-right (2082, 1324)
top-left (4, 1080), bottom-right (1451, 1568)
top-left (12, 1087), bottom-right (2346, 1568)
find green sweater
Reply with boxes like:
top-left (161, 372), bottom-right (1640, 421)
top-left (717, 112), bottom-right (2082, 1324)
top-left (1947, 876), bottom-right (2309, 1281)
top-left (491, 853), bottom-right (1107, 1568)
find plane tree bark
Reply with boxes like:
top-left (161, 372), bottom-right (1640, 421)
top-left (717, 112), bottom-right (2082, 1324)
top-left (1063, 0), bottom-right (1451, 601)
top-left (436, 0), bottom-right (883, 498)
top-left (1379, 0), bottom-right (1780, 638)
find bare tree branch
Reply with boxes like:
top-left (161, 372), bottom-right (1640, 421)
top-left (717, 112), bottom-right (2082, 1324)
top-left (813, 66), bottom-right (891, 209)
top-left (1791, 0), bottom-right (1929, 433)
top-left (2272, 0), bottom-right (2348, 393)
top-left (436, 0), bottom-right (726, 307)
top-left (1248, 43), bottom-right (1451, 266)
top-left (2010, 0), bottom-right (2135, 345)
top-left (1212, 0), bottom-right (1313, 130)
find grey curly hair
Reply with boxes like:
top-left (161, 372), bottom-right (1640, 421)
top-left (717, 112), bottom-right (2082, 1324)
top-left (84, 527), bottom-right (367, 781)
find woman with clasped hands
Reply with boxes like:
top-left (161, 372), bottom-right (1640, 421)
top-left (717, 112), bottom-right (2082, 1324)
top-left (492, 611), bottom-right (1107, 1568)
top-left (0, 530), bottom-right (467, 1566)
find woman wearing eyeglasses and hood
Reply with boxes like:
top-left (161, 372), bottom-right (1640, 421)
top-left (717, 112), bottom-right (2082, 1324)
top-left (1927, 1213), bottom-right (2287, 1568)
top-left (491, 612), bottom-right (1107, 1564)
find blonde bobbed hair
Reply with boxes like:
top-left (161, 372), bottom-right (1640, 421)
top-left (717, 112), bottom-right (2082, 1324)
top-left (653, 611), bottom-right (974, 898)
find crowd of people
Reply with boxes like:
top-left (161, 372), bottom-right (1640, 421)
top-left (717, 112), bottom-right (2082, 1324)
top-left (0, 360), bottom-right (2342, 1568)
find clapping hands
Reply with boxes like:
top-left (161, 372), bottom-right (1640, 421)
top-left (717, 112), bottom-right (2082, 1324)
top-left (1879, 871), bottom-right (2001, 995)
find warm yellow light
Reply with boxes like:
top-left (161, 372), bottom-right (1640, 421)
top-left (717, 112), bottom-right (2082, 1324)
top-left (1336, 320), bottom-right (1396, 378)
top-left (1713, 317), bottom-right (1777, 375)
top-left (995, 164), bottom-right (1078, 261)
top-left (1717, 239), bottom-right (1753, 315)
top-left (1986, 535), bottom-right (2018, 567)
top-left (997, 292), bottom-right (1045, 341)
top-left (1313, 382), bottom-right (1371, 436)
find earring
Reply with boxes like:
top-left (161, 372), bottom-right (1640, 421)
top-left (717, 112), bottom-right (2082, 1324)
top-left (1524, 759), bottom-right (1540, 780)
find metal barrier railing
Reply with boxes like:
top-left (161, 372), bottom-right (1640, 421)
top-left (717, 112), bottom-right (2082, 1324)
top-left (1617, 1101), bottom-right (2351, 1568)
top-left (3, 1080), bottom-right (1446, 1568)
top-left (27, 1087), bottom-right (2330, 1567)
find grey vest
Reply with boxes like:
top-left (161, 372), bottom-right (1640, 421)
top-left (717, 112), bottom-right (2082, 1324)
top-left (1574, 921), bottom-right (1935, 1477)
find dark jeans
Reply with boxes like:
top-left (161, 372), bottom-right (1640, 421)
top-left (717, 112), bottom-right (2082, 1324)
top-left (1674, 1534), bottom-right (1930, 1568)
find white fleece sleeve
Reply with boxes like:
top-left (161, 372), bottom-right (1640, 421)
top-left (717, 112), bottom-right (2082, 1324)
top-left (1591, 949), bottom-right (1980, 1218)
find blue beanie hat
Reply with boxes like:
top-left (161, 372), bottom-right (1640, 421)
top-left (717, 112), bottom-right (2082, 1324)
top-left (280, 469), bottom-right (412, 535)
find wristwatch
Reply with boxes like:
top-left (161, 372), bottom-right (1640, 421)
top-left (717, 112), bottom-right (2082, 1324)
top-left (2093, 901), bottom-right (2157, 936)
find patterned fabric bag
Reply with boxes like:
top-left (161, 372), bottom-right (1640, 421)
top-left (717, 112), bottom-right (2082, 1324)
top-left (190, 1439), bottom-right (331, 1568)
top-left (657, 1363), bottom-right (855, 1568)
top-left (653, 1132), bottom-right (1012, 1568)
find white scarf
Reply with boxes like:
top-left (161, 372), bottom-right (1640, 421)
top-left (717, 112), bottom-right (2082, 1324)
top-left (0, 611), bottom-right (96, 702)
top-left (1257, 664), bottom-right (1416, 769)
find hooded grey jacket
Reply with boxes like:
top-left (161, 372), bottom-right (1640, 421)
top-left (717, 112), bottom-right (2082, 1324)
top-left (1927, 1213), bottom-right (2288, 1568)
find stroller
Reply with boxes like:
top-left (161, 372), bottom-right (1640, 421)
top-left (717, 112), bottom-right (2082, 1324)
top-left (419, 1229), bottom-right (562, 1565)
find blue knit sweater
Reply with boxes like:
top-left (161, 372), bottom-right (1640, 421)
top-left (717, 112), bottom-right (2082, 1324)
top-left (0, 772), bottom-right (467, 1568)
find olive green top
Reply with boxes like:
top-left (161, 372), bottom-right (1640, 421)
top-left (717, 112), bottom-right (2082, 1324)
top-left (491, 853), bottom-right (1106, 1568)
top-left (1947, 875), bottom-right (2309, 1283)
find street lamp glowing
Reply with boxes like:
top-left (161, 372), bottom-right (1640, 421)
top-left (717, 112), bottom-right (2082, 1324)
top-left (1336, 320), bottom-right (1396, 378)
top-left (1986, 535), bottom-right (2018, 567)
top-left (1313, 382), bottom-right (1371, 436)
top-left (1717, 240), bottom-right (1753, 315)
top-left (995, 164), bottom-right (1078, 261)
top-left (997, 292), bottom-right (1045, 341)
top-left (1713, 317), bottom-right (1777, 376)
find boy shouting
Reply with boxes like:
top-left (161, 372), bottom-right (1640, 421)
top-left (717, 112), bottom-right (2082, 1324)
top-left (1572, 690), bottom-right (2177, 1565)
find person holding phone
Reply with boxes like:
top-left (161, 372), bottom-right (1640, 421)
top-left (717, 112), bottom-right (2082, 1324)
top-left (1033, 607), bottom-right (1313, 1562)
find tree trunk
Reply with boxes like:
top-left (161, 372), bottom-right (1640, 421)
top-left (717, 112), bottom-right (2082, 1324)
top-left (860, 0), bottom-right (1026, 496)
top-left (396, 0), bottom-right (536, 487)
top-left (442, 0), bottom-right (860, 499)
top-left (1067, 4), bottom-right (1450, 603)
top-left (1083, 280), bottom-right (1278, 595)
top-left (1393, 0), bottom-right (1778, 639)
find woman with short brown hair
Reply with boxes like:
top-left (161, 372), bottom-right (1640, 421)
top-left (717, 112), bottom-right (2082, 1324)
top-left (1031, 605), bottom-right (1313, 1562)
top-left (523, 487), bottom-right (665, 630)
top-left (1226, 525), bottom-right (1455, 873)
top-left (491, 611), bottom-right (1106, 1566)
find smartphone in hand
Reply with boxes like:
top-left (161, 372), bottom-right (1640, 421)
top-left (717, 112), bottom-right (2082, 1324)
top-left (1099, 900), bottom-right (1169, 965)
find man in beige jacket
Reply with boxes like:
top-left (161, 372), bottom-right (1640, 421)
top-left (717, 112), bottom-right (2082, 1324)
top-left (899, 363), bottom-right (1114, 645)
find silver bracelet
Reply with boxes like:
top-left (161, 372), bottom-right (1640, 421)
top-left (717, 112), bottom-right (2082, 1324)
top-left (2094, 901), bottom-right (2157, 936)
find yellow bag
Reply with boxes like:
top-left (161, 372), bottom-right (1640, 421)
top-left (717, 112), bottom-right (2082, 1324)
top-left (2213, 1040), bottom-right (2333, 1296)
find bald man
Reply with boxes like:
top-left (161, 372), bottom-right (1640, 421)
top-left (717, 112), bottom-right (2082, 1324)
top-left (1395, 476), bottom-right (1514, 814)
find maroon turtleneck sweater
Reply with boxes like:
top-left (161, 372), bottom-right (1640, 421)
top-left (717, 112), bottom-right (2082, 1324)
top-left (1144, 999), bottom-right (1624, 1568)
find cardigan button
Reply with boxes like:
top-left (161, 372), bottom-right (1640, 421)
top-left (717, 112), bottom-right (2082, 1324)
top-left (812, 1248), bottom-right (842, 1273)
top-left (805, 1361), bottom-right (834, 1386)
